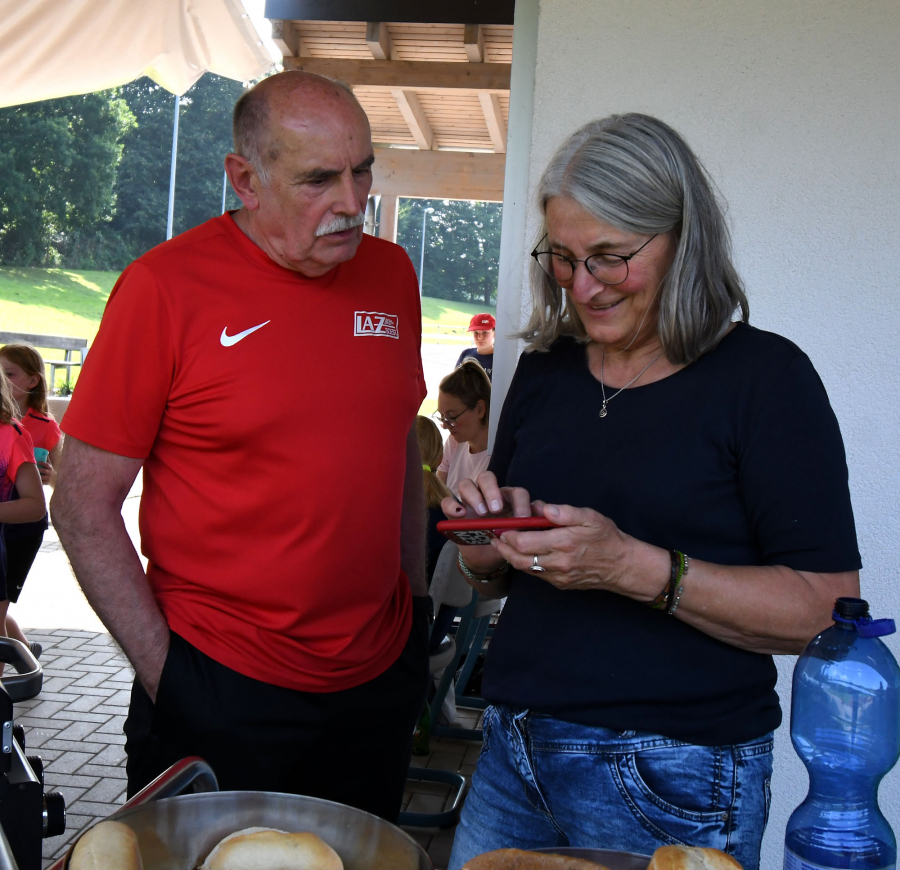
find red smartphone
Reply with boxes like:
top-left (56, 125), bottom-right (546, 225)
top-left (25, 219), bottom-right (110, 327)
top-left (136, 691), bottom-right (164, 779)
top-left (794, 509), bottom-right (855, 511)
top-left (437, 517), bottom-right (557, 546)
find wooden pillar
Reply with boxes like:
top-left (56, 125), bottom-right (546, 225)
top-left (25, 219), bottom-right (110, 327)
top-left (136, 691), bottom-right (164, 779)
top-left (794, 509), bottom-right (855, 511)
top-left (378, 194), bottom-right (399, 243)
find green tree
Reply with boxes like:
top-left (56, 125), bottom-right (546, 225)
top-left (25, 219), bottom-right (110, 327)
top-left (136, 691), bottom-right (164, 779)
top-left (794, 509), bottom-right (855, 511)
top-left (0, 92), bottom-right (134, 266)
top-left (111, 73), bottom-right (245, 261)
top-left (396, 198), bottom-right (502, 306)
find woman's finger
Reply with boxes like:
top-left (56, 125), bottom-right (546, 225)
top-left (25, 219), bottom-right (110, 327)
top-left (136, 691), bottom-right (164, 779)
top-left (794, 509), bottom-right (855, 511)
top-left (456, 476), bottom-right (492, 515)
top-left (440, 494), bottom-right (469, 518)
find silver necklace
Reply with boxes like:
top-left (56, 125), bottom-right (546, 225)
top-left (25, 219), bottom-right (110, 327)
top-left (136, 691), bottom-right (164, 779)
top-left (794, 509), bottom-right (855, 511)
top-left (599, 348), bottom-right (664, 418)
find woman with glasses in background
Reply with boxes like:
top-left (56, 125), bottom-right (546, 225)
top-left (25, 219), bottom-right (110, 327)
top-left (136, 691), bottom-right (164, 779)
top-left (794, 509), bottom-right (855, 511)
top-left (444, 115), bottom-right (860, 870)
top-left (434, 360), bottom-right (492, 496)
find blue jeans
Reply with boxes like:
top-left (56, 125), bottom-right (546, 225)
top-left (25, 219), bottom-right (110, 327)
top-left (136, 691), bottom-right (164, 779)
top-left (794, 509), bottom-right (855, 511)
top-left (448, 705), bottom-right (773, 870)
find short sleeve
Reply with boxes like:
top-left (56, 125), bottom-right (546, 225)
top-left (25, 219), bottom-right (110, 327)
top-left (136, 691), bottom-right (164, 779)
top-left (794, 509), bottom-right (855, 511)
top-left (62, 263), bottom-right (175, 459)
top-left (9, 426), bottom-right (35, 481)
top-left (738, 354), bottom-right (860, 572)
top-left (438, 434), bottom-right (459, 475)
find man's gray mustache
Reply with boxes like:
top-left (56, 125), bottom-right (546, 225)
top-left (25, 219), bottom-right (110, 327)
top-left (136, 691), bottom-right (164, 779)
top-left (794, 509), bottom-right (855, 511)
top-left (315, 213), bottom-right (365, 237)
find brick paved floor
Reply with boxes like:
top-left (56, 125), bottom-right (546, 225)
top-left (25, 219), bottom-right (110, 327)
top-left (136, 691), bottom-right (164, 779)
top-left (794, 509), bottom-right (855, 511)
top-left (11, 627), bottom-right (481, 869)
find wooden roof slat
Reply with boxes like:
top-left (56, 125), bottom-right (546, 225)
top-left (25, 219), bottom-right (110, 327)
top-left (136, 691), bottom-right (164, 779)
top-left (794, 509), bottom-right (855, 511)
top-left (280, 20), bottom-right (512, 154)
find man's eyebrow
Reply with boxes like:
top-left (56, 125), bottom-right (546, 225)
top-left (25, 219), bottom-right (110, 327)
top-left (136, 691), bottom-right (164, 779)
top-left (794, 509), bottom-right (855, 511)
top-left (295, 167), bottom-right (341, 183)
top-left (294, 155), bottom-right (375, 183)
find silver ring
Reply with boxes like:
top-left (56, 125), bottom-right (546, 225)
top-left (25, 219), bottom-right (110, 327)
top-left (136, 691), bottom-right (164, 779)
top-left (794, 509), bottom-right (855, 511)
top-left (531, 554), bottom-right (546, 574)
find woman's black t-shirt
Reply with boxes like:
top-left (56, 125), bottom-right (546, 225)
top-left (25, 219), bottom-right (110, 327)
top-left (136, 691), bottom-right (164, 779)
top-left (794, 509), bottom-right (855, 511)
top-left (483, 324), bottom-right (861, 746)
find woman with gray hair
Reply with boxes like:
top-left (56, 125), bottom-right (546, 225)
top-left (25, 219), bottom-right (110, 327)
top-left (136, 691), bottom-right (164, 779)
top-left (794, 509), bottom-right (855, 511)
top-left (444, 114), bottom-right (860, 870)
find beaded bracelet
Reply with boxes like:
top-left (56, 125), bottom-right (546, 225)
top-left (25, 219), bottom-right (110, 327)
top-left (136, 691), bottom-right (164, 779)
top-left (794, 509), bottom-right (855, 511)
top-left (649, 550), bottom-right (689, 611)
top-left (457, 552), bottom-right (510, 584)
top-left (666, 551), bottom-right (690, 616)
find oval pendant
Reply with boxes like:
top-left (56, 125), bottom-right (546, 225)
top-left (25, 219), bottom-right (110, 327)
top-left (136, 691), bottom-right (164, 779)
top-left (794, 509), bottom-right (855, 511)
top-left (599, 405), bottom-right (608, 418)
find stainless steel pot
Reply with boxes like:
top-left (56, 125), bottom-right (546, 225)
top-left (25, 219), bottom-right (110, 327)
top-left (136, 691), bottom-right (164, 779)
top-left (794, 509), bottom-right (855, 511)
top-left (536, 847), bottom-right (651, 870)
top-left (50, 758), bottom-right (431, 870)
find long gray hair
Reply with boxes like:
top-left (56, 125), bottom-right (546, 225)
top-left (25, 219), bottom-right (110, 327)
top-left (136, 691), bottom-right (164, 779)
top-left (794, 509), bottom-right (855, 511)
top-left (521, 114), bottom-right (749, 364)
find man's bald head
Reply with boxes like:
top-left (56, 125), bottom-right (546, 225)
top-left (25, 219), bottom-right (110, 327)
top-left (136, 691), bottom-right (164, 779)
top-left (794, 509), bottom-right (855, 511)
top-left (232, 71), bottom-right (369, 186)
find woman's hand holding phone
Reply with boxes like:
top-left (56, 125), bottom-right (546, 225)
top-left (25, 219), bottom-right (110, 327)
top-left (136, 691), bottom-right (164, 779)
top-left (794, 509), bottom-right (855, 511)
top-left (440, 472), bottom-right (541, 573)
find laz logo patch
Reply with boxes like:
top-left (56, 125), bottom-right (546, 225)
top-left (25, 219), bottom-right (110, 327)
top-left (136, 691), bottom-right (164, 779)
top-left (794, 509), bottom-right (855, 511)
top-left (354, 311), bottom-right (400, 339)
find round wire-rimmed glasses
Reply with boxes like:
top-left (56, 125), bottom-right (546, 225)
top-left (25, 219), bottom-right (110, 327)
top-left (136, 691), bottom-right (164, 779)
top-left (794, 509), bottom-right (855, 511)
top-left (530, 233), bottom-right (658, 285)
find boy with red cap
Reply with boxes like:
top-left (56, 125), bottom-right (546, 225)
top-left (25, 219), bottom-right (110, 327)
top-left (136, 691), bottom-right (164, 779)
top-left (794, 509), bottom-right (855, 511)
top-left (455, 312), bottom-right (495, 380)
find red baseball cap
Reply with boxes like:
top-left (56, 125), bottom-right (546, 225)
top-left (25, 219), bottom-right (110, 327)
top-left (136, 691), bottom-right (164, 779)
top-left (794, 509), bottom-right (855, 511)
top-left (468, 313), bottom-right (496, 331)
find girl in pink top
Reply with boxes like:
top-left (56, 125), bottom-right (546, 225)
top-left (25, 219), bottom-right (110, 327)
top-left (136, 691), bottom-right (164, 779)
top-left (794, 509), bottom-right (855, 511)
top-left (0, 344), bottom-right (59, 659)
top-left (0, 367), bottom-right (46, 671)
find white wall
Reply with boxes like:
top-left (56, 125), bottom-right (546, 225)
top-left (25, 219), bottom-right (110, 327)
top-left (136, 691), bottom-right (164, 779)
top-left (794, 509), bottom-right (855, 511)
top-left (496, 0), bottom-right (900, 865)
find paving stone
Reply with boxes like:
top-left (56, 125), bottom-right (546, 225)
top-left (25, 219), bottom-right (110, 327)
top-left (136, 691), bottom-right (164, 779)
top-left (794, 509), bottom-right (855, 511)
top-left (53, 720), bottom-right (102, 742)
top-left (79, 763), bottom-right (128, 781)
top-left (78, 651), bottom-right (122, 667)
top-left (69, 671), bottom-right (116, 689)
top-left (61, 694), bottom-right (107, 713)
top-left (103, 689), bottom-right (133, 708)
top-left (45, 751), bottom-right (94, 774)
top-left (40, 675), bottom-right (77, 693)
top-left (27, 699), bottom-right (69, 719)
top-left (51, 636), bottom-right (95, 651)
top-left (90, 743), bottom-right (126, 766)
top-left (43, 772), bottom-right (98, 790)
top-left (41, 655), bottom-right (85, 671)
top-left (80, 778), bottom-right (128, 804)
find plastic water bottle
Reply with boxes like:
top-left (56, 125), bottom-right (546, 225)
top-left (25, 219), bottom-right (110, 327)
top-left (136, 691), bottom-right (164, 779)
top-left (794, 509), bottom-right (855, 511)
top-left (784, 597), bottom-right (900, 869)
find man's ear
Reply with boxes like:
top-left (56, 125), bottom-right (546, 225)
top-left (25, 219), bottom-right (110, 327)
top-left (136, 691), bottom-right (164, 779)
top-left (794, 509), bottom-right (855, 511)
top-left (224, 153), bottom-right (262, 211)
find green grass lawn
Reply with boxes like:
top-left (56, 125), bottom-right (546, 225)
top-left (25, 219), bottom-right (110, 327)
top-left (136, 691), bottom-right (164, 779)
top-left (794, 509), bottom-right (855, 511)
top-left (0, 266), bottom-right (492, 412)
top-left (0, 266), bottom-right (495, 341)
top-left (0, 267), bottom-right (118, 341)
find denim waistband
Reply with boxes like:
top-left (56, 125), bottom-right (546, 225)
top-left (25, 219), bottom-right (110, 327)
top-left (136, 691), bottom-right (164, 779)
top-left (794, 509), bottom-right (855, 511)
top-left (497, 704), bottom-right (774, 756)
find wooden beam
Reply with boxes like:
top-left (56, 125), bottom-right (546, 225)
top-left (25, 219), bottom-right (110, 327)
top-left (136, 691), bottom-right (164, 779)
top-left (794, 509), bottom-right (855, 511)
top-left (270, 19), bottom-right (299, 57)
top-left (365, 21), bottom-right (393, 60)
top-left (478, 92), bottom-right (507, 153)
top-left (463, 24), bottom-right (485, 62)
top-left (392, 90), bottom-right (435, 150)
top-left (371, 147), bottom-right (505, 201)
top-left (282, 58), bottom-right (510, 92)
top-left (270, 20), bottom-right (312, 58)
top-left (378, 195), bottom-right (399, 243)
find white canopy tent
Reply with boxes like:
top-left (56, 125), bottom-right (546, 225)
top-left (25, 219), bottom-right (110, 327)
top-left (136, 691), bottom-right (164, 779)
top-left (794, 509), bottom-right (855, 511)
top-left (0, 0), bottom-right (279, 108)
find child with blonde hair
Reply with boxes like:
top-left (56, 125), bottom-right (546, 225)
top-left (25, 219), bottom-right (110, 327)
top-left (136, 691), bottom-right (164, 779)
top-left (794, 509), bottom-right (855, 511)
top-left (0, 367), bottom-right (47, 668)
top-left (0, 344), bottom-right (61, 658)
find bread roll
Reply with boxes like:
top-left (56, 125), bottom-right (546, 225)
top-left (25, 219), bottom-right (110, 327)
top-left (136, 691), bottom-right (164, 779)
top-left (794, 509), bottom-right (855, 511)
top-left (648, 845), bottom-right (743, 870)
top-left (70, 820), bottom-right (143, 870)
top-left (199, 827), bottom-right (343, 870)
top-left (462, 848), bottom-right (609, 869)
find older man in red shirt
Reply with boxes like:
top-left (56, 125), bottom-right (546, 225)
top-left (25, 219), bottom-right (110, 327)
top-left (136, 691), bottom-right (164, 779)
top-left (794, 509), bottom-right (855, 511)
top-left (51, 72), bottom-right (429, 821)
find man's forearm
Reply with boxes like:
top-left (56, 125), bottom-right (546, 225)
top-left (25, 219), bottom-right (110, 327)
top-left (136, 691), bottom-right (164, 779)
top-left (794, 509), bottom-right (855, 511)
top-left (51, 441), bottom-right (170, 700)
top-left (400, 425), bottom-right (428, 596)
top-left (55, 504), bottom-right (170, 699)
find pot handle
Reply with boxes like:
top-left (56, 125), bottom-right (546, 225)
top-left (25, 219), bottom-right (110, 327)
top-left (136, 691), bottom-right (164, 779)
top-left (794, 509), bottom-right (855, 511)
top-left (115, 756), bottom-right (219, 812)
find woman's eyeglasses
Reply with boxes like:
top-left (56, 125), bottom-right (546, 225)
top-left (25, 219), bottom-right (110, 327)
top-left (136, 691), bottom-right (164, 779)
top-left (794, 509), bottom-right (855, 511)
top-left (432, 407), bottom-right (471, 428)
top-left (530, 234), bottom-right (657, 286)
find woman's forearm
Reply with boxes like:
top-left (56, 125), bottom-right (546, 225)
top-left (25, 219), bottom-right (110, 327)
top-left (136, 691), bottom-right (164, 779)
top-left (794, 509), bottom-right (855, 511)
top-left (621, 537), bottom-right (858, 654)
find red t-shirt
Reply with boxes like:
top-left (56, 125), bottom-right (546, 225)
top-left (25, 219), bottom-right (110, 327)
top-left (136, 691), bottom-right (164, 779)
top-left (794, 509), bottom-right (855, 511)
top-left (63, 214), bottom-right (426, 692)
top-left (0, 420), bottom-right (35, 502)
top-left (21, 409), bottom-right (62, 452)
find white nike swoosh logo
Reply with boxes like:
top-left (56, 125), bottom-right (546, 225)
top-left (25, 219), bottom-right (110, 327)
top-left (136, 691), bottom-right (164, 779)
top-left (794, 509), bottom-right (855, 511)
top-left (220, 321), bottom-right (271, 347)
